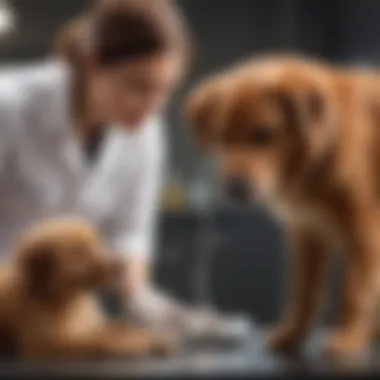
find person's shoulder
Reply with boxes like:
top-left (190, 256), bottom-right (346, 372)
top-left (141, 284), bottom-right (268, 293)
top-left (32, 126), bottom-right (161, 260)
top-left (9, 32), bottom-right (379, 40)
top-left (0, 59), bottom-right (68, 85)
top-left (0, 59), bottom-right (70, 106)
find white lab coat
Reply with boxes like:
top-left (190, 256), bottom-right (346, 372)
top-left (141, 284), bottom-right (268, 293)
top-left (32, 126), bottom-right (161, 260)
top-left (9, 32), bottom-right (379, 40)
top-left (0, 60), bottom-right (165, 260)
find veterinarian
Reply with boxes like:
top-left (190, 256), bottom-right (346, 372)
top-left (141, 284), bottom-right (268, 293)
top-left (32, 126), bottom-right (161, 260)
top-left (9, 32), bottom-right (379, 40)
top-left (0, 0), bottom-right (246, 340)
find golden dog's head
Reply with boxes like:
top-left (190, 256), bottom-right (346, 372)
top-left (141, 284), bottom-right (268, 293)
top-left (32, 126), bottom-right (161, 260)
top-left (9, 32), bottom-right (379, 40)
top-left (15, 218), bottom-right (123, 301)
top-left (186, 56), bottom-right (339, 204)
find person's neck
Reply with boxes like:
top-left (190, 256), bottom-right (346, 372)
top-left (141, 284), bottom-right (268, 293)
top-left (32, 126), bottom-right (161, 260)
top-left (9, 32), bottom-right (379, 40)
top-left (77, 105), bottom-right (105, 143)
top-left (71, 72), bottom-right (105, 145)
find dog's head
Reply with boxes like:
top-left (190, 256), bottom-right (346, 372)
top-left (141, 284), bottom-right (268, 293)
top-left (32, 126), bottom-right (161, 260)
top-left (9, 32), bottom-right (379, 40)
top-left (186, 56), bottom-right (339, 204)
top-left (186, 72), bottom-right (236, 151)
top-left (14, 218), bottom-right (123, 301)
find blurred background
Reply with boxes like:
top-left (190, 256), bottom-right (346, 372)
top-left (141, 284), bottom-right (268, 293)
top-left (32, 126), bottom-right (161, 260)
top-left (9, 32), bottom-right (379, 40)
top-left (0, 0), bottom-right (378, 325)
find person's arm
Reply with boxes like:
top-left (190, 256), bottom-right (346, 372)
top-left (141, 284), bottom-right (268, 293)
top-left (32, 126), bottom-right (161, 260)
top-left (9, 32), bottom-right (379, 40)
top-left (113, 120), bottom-right (166, 297)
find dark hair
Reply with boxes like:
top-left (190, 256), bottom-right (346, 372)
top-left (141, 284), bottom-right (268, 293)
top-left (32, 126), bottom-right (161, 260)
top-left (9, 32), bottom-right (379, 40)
top-left (54, 16), bottom-right (87, 64)
top-left (55, 0), bottom-right (193, 67)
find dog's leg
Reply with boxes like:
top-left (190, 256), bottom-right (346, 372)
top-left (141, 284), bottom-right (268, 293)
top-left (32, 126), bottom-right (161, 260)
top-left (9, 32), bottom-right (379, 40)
top-left (21, 323), bottom-right (178, 360)
top-left (267, 226), bottom-right (330, 354)
top-left (325, 214), bottom-right (380, 359)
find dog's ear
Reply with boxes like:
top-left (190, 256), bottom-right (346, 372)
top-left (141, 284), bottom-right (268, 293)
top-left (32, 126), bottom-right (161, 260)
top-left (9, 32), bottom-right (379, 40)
top-left (186, 78), bottom-right (230, 152)
top-left (18, 241), bottom-right (56, 298)
top-left (275, 85), bottom-right (338, 164)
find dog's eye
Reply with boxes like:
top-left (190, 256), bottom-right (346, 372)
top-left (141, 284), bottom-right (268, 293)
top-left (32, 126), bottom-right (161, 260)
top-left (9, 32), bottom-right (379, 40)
top-left (248, 128), bottom-right (274, 147)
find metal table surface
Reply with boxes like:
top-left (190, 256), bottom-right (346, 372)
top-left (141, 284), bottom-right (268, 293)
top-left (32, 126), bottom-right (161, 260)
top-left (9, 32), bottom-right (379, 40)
top-left (0, 328), bottom-right (379, 378)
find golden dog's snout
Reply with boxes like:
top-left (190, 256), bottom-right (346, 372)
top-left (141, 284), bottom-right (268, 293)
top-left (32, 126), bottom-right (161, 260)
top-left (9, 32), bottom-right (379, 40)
top-left (223, 175), bottom-right (253, 203)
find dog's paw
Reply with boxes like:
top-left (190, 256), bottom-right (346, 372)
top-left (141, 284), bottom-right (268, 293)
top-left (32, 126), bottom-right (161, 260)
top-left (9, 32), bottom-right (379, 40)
top-left (324, 331), bottom-right (367, 361)
top-left (266, 325), bottom-right (304, 354)
top-left (149, 335), bottom-right (180, 357)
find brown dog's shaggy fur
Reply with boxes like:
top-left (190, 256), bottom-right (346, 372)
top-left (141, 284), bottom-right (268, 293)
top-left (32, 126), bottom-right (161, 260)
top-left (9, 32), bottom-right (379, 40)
top-left (0, 218), bottom-right (176, 361)
top-left (186, 55), bottom-right (380, 359)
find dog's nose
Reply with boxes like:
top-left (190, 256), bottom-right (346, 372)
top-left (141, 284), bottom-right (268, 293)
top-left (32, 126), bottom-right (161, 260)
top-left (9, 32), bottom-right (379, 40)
top-left (224, 176), bottom-right (252, 203)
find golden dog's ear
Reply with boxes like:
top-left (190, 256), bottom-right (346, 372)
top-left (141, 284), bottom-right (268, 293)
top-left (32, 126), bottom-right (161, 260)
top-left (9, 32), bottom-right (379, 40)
top-left (17, 241), bottom-right (56, 298)
top-left (276, 85), bottom-right (338, 164)
top-left (186, 77), bottom-right (230, 152)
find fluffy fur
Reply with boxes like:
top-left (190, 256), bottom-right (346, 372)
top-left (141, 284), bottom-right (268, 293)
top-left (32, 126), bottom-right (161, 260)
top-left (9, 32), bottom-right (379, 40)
top-left (0, 218), bottom-right (176, 361)
top-left (186, 55), bottom-right (380, 359)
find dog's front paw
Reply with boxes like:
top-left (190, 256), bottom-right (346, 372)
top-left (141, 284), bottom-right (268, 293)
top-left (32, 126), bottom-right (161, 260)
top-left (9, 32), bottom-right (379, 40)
top-left (149, 335), bottom-right (180, 357)
top-left (266, 325), bottom-right (304, 354)
top-left (324, 331), bottom-right (367, 361)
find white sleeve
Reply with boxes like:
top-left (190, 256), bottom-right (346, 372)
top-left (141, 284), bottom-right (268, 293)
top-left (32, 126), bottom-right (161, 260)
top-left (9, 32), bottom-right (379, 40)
top-left (113, 122), bottom-right (166, 260)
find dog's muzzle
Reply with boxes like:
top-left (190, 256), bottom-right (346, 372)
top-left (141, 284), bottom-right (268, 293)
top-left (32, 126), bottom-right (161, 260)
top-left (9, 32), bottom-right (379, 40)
top-left (224, 175), bottom-right (253, 203)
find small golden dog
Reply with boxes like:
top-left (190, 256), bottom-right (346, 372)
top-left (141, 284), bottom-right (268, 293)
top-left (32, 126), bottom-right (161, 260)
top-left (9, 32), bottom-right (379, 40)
top-left (0, 218), bottom-right (176, 360)
top-left (186, 55), bottom-right (380, 359)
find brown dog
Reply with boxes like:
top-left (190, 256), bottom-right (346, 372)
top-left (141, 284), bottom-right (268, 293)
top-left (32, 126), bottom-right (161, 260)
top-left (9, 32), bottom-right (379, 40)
top-left (0, 218), bottom-right (176, 360)
top-left (186, 55), bottom-right (380, 359)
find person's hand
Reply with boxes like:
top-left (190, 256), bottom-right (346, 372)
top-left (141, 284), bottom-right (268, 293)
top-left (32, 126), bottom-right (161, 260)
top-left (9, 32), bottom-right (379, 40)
top-left (119, 255), bottom-right (151, 300)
